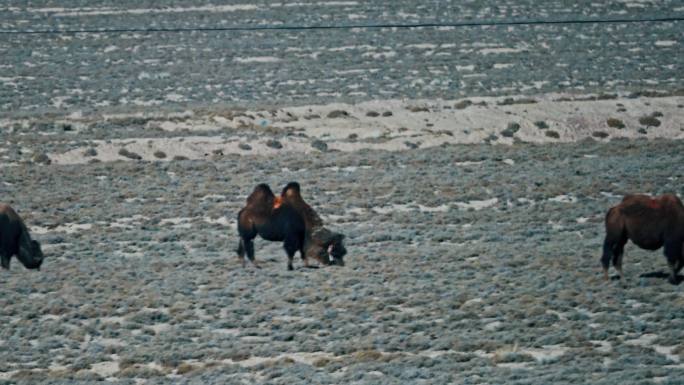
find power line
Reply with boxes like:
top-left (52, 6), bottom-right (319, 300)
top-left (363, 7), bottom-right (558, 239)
top-left (0, 16), bottom-right (682, 35)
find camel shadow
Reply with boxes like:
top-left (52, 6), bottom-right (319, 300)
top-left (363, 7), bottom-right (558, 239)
top-left (639, 271), bottom-right (683, 285)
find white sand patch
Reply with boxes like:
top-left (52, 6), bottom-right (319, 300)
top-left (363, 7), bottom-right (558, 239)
top-left (234, 56), bottom-right (281, 63)
top-left (624, 333), bottom-right (680, 363)
top-left (483, 320), bottom-right (503, 331)
top-left (519, 345), bottom-right (567, 362)
top-left (100, 316), bottom-right (126, 324)
top-left (497, 362), bottom-right (530, 369)
top-left (549, 194), bottom-right (578, 203)
top-left (462, 297), bottom-right (483, 307)
top-left (149, 323), bottom-right (172, 334)
top-left (655, 40), bottom-right (677, 47)
top-left (90, 361), bottom-right (119, 377)
top-left (31, 223), bottom-right (92, 234)
top-left (591, 340), bottom-right (612, 353)
top-left (43, 93), bottom-right (684, 164)
top-left (213, 328), bottom-right (241, 336)
top-left (479, 47), bottom-right (525, 55)
top-left (454, 198), bottom-right (498, 210)
top-left (273, 315), bottom-right (318, 323)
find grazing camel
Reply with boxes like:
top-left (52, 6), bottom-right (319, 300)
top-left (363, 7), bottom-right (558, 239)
top-left (0, 204), bottom-right (44, 270)
top-left (602, 194), bottom-right (684, 284)
top-left (236, 183), bottom-right (346, 270)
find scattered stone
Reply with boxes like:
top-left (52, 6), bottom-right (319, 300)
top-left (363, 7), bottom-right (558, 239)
top-left (408, 106), bottom-right (430, 113)
top-left (381, 111), bottom-right (393, 117)
top-left (348, 133), bottom-right (358, 141)
top-left (32, 152), bottom-right (51, 165)
top-left (545, 130), bottom-right (560, 139)
top-left (266, 139), bottom-right (283, 149)
top-left (238, 143), bottom-right (252, 151)
top-left (534, 121), bottom-right (549, 129)
top-left (638, 115), bottom-right (661, 127)
top-left (366, 111), bottom-right (380, 117)
top-left (404, 141), bottom-right (419, 149)
top-left (637, 128), bottom-right (648, 135)
top-left (83, 148), bottom-right (98, 157)
top-left (592, 131), bottom-right (609, 139)
top-left (500, 122), bottom-right (520, 137)
top-left (172, 155), bottom-right (189, 161)
top-left (606, 118), bottom-right (625, 129)
top-left (311, 139), bottom-right (328, 152)
top-left (153, 150), bottom-right (167, 159)
top-left (498, 97), bottom-right (537, 106)
top-left (303, 114), bottom-right (320, 120)
top-left (118, 148), bottom-right (142, 160)
top-left (454, 100), bottom-right (473, 109)
top-left (327, 110), bottom-right (349, 119)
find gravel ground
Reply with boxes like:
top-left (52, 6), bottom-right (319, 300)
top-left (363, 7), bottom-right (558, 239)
top-left (2, 138), bottom-right (684, 384)
top-left (1, 1), bottom-right (682, 116)
top-left (2, 1), bottom-right (684, 384)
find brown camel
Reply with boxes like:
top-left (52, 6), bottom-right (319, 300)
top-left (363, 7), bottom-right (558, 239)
top-left (602, 194), bottom-right (684, 284)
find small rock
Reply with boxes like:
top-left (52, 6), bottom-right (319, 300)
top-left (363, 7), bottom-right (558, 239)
top-left (238, 143), bottom-right (252, 151)
top-left (83, 148), bottom-right (98, 157)
top-left (606, 118), bottom-right (625, 129)
top-left (118, 148), bottom-right (142, 160)
top-left (454, 100), bottom-right (472, 109)
top-left (366, 111), bottom-right (380, 117)
top-left (534, 121), bottom-right (549, 129)
top-left (638, 115), bottom-right (661, 127)
top-left (592, 131), bottom-right (609, 139)
top-left (408, 106), bottom-right (430, 113)
top-left (327, 110), bottom-right (349, 119)
top-left (266, 140), bottom-right (283, 149)
top-left (382, 111), bottom-right (393, 117)
top-left (32, 153), bottom-right (51, 165)
top-left (545, 130), bottom-right (560, 139)
top-left (500, 122), bottom-right (520, 137)
top-left (172, 155), bottom-right (189, 161)
top-left (153, 150), bottom-right (167, 159)
top-left (311, 139), bottom-right (328, 152)
top-left (404, 141), bottom-right (419, 149)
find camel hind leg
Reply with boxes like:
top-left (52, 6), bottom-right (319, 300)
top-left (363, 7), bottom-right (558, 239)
top-left (612, 239), bottom-right (627, 281)
top-left (664, 240), bottom-right (682, 285)
top-left (237, 238), bottom-right (247, 268)
top-left (602, 207), bottom-right (627, 281)
top-left (601, 234), bottom-right (626, 281)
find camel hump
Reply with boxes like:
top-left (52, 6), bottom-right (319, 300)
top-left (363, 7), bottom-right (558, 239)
top-left (657, 193), bottom-right (684, 208)
top-left (0, 203), bottom-right (20, 221)
top-left (281, 181), bottom-right (302, 200)
top-left (617, 194), bottom-right (672, 217)
top-left (246, 184), bottom-right (275, 206)
top-left (0, 203), bottom-right (14, 214)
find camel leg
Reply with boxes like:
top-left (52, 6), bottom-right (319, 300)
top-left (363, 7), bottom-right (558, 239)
top-left (284, 237), bottom-right (300, 271)
top-left (601, 237), bottom-right (615, 281)
top-left (675, 244), bottom-right (684, 274)
top-left (1, 253), bottom-right (10, 270)
top-left (243, 239), bottom-right (260, 269)
top-left (664, 241), bottom-right (682, 285)
top-left (612, 239), bottom-right (627, 281)
top-left (237, 238), bottom-right (247, 268)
